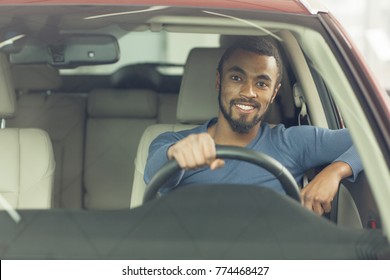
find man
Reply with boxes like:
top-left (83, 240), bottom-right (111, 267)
top-left (144, 37), bottom-right (362, 215)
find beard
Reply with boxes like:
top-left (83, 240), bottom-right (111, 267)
top-left (218, 87), bottom-right (269, 134)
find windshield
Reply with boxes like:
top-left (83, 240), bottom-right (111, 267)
top-left (0, 1), bottom-right (389, 270)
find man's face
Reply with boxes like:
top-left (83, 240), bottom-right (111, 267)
top-left (217, 49), bottom-right (280, 134)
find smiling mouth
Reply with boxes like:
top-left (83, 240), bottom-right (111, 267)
top-left (235, 103), bottom-right (255, 111)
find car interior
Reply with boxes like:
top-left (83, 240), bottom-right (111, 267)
top-left (0, 6), bottom-right (383, 234)
top-left (0, 4), bottom-right (389, 260)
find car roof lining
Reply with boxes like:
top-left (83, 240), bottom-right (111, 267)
top-left (0, 5), bottom-right (322, 32)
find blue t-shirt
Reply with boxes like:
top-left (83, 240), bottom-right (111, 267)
top-left (144, 119), bottom-right (362, 194)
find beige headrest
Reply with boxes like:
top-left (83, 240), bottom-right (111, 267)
top-left (0, 53), bottom-right (16, 118)
top-left (88, 89), bottom-right (158, 118)
top-left (11, 65), bottom-right (62, 91)
top-left (177, 48), bottom-right (225, 124)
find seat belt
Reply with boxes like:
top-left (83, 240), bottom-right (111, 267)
top-left (293, 83), bottom-right (311, 126)
top-left (293, 83), bottom-right (311, 190)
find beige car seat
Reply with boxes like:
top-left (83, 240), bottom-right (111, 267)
top-left (8, 65), bottom-right (86, 209)
top-left (0, 53), bottom-right (55, 210)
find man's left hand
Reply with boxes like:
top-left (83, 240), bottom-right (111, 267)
top-left (300, 161), bottom-right (352, 215)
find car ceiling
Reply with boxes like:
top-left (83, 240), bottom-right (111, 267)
top-left (0, 5), bottom-right (320, 37)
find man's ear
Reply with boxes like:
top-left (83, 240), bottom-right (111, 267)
top-left (271, 83), bottom-right (281, 103)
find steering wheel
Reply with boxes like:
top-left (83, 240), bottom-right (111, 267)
top-left (144, 146), bottom-right (301, 203)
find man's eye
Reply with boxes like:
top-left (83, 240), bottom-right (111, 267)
top-left (256, 81), bottom-right (267, 88)
top-left (231, 75), bottom-right (241, 81)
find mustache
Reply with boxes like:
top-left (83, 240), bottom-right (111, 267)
top-left (230, 98), bottom-right (260, 108)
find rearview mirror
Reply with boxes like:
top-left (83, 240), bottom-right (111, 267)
top-left (9, 34), bottom-right (120, 68)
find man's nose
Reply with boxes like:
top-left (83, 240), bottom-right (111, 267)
top-left (240, 82), bottom-right (257, 98)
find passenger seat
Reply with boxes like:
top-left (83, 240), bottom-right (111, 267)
top-left (8, 64), bottom-right (86, 208)
top-left (0, 54), bottom-right (55, 209)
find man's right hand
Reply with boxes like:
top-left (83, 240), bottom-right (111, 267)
top-left (167, 133), bottom-right (225, 170)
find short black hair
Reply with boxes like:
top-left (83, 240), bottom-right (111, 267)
top-left (217, 36), bottom-right (283, 86)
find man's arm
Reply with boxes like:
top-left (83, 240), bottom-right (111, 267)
top-left (144, 132), bottom-right (181, 188)
top-left (284, 127), bottom-right (362, 178)
top-left (300, 161), bottom-right (353, 215)
top-left (292, 127), bottom-right (362, 215)
top-left (281, 126), bottom-right (363, 215)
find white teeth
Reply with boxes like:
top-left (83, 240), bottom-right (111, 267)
top-left (236, 104), bottom-right (254, 111)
